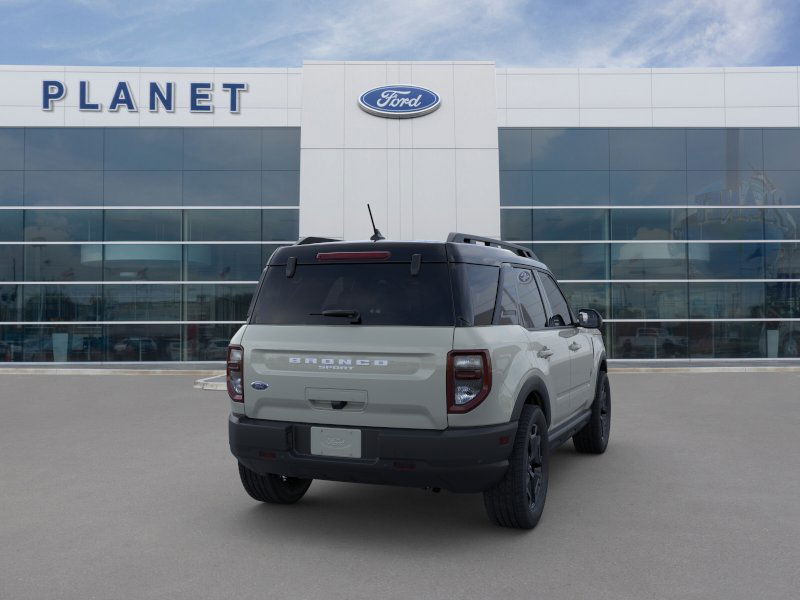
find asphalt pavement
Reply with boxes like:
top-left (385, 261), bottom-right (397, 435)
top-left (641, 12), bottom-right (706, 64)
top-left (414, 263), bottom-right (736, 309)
top-left (1, 371), bottom-right (798, 599)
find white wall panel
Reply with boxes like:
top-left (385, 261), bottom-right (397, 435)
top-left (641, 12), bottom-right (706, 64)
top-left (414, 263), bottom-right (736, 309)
top-left (343, 149), bottom-right (388, 240)
top-left (506, 73), bottom-right (580, 108)
top-left (410, 63), bottom-right (456, 148)
top-left (412, 149), bottom-right (457, 240)
top-left (580, 73), bottom-right (651, 108)
top-left (652, 107), bottom-right (725, 127)
top-left (725, 106), bottom-right (799, 127)
top-left (456, 149), bottom-right (501, 237)
top-left (296, 62), bottom-right (344, 148)
top-left (343, 63), bottom-right (388, 149)
top-left (652, 72), bottom-right (724, 107)
top-left (299, 149), bottom-right (344, 239)
top-left (724, 70), bottom-right (798, 107)
top-left (580, 108), bottom-right (652, 126)
top-left (454, 63), bottom-right (498, 148)
top-left (506, 108), bottom-right (579, 127)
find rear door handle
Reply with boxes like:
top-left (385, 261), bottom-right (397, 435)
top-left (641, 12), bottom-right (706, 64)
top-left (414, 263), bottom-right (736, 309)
top-left (569, 342), bottom-right (581, 351)
top-left (537, 347), bottom-right (554, 359)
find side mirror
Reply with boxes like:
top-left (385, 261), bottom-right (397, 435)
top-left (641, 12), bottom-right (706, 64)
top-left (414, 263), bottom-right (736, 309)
top-left (577, 308), bottom-right (603, 329)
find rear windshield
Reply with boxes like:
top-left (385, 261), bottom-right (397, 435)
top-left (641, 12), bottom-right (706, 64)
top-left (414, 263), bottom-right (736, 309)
top-left (250, 263), bottom-right (455, 326)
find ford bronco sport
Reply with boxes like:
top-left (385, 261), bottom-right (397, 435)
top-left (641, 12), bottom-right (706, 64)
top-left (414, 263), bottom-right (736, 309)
top-left (228, 233), bottom-right (610, 529)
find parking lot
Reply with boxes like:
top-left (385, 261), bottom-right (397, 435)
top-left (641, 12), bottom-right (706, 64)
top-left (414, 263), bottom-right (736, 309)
top-left (1, 371), bottom-right (799, 599)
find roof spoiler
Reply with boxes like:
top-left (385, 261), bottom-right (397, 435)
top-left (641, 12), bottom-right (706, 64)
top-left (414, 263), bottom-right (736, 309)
top-left (446, 232), bottom-right (538, 260)
top-left (296, 236), bottom-right (340, 245)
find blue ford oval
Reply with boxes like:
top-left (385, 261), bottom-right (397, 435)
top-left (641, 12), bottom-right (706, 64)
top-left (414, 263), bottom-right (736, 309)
top-left (358, 85), bottom-right (440, 118)
top-left (250, 381), bottom-right (269, 390)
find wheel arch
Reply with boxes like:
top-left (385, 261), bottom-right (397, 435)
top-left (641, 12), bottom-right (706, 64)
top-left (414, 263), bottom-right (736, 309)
top-left (511, 375), bottom-right (552, 428)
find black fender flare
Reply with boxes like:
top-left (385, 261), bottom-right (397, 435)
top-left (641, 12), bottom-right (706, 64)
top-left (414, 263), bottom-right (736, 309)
top-left (511, 375), bottom-right (552, 427)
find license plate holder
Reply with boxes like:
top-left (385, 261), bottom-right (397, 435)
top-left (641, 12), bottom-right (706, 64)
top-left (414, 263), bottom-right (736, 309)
top-left (310, 426), bottom-right (362, 458)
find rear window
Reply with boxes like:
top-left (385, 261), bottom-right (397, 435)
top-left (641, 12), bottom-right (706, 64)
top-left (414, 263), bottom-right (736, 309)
top-left (250, 263), bottom-right (455, 326)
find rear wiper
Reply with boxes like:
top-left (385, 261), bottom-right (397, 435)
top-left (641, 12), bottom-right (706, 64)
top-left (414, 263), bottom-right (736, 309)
top-left (310, 309), bottom-right (362, 324)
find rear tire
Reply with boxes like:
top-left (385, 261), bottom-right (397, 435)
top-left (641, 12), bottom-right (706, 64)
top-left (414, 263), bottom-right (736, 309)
top-left (573, 371), bottom-right (611, 454)
top-left (238, 463), bottom-right (312, 504)
top-left (483, 405), bottom-right (549, 530)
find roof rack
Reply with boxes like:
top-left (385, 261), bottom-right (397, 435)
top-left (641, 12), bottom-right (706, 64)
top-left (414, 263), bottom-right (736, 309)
top-left (446, 232), bottom-right (538, 260)
top-left (296, 236), bottom-right (339, 245)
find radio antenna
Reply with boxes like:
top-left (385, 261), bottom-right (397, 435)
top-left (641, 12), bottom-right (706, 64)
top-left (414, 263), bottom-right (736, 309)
top-left (367, 204), bottom-right (385, 241)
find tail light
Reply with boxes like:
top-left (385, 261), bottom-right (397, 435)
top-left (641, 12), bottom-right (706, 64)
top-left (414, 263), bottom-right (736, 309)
top-left (447, 350), bottom-right (491, 413)
top-left (227, 345), bottom-right (244, 402)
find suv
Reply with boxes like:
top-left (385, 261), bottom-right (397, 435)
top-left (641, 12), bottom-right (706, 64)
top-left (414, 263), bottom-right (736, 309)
top-left (227, 233), bottom-right (610, 529)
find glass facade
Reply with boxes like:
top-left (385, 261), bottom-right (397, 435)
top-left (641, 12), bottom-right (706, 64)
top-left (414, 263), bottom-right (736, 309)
top-left (0, 127), bottom-right (299, 362)
top-left (500, 128), bottom-right (800, 359)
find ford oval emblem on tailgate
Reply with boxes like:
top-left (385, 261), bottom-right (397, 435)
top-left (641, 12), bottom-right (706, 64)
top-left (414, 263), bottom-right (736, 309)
top-left (250, 381), bottom-right (269, 390)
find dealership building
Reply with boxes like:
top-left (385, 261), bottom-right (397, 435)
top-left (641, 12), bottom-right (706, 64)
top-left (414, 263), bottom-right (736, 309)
top-left (0, 61), bottom-right (799, 362)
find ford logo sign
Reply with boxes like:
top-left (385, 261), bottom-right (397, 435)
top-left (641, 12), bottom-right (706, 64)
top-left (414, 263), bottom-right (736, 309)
top-left (358, 85), bottom-right (440, 118)
top-left (250, 381), bottom-right (269, 390)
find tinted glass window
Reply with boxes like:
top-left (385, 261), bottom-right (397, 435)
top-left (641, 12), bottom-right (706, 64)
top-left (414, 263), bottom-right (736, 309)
top-left (611, 208), bottom-right (687, 240)
top-left (24, 171), bottom-right (103, 206)
top-left (0, 171), bottom-right (23, 205)
top-left (515, 268), bottom-right (547, 329)
top-left (765, 242), bottom-right (800, 279)
top-left (184, 209), bottom-right (260, 241)
top-left (686, 129), bottom-right (763, 171)
top-left (104, 171), bottom-right (182, 206)
top-left (687, 207), bottom-right (764, 240)
top-left (688, 322), bottom-right (765, 358)
top-left (495, 267), bottom-right (520, 326)
top-left (531, 208), bottom-right (608, 241)
top-left (453, 264), bottom-right (499, 326)
top-left (560, 282), bottom-right (609, 318)
top-left (533, 171), bottom-right (609, 206)
top-left (104, 128), bottom-right (182, 170)
top-left (612, 282), bottom-right (687, 320)
top-left (689, 243), bottom-right (764, 279)
top-left (500, 172), bottom-right (532, 206)
top-left (185, 244), bottom-right (263, 281)
top-left (611, 171), bottom-right (687, 205)
top-left (0, 210), bottom-right (22, 241)
top-left (22, 285), bottom-right (101, 321)
top-left (185, 284), bottom-right (255, 321)
top-left (263, 209), bottom-right (299, 241)
top-left (251, 263), bottom-right (454, 326)
top-left (185, 323), bottom-right (242, 361)
top-left (0, 129), bottom-right (24, 170)
top-left (533, 129), bottom-right (609, 170)
top-left (0, 285), bottom-right (20, 321)
top-left (499, 129), bottom-right (532, 170)
top-left (103, 245), bottom-right (181, 281)
top-left (610, 129), bottom-right (685, 170)
top-left (689, 282), bottom-right (764, 319)
top-left (25, 129), bottom-right (103, 170)
top-left (24, 244), bottom-right (102, 281)
top-left (104, 285), bottom-right (181, 320)
top-left (24, 210), bottom-right (102, 241)
top-left (0, 246), bottom-right (23, 281)
top-left (540, 272), bottom-right (571, 326)
top-left (763, 129), bottom-right (800, 170)
top-left (262, 170), bottom-right (300, 206)
top-left (106, 324), bottom-right (181, 361)
top-left (22, 324), bottom-right (104, 362)
top-left (531, 243), bottom-right (608, 280)
top-left (500, 209), bottom-right (532, 241)
top-left (183, 171), bottom-right (260, 206)
top-left (687, 170), bottom-right (769, 205)
top-left (612, 321), bottom-right (689, 359)
top-left (262, 128), bottom-right (300, 170)
top-left (105, 210), bottom-right (181, 241)
top-left (183, 128), bottom-right (260, 170)
top-left (611, 243), bottom-right (687, 279)
top-left (766, 282), bottom-right (800, 317)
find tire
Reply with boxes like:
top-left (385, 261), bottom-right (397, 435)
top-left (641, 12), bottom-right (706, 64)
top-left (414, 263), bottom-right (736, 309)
top-left (483, 405), bottom-right (549, 530)
top-left (238, 463), bottom-right (312, 504)
top-left (573, 371), bottom-right (611, 454)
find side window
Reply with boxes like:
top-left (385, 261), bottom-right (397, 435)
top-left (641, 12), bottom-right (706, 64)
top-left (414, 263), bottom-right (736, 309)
top-left (494, 267), bottom-right (519, 326)
top-left (454, 264), bottom-right (499, 326)
top-left (514, 268), bottom-right (547, 329)
top-left (540, 272), bottom-right (572, 327)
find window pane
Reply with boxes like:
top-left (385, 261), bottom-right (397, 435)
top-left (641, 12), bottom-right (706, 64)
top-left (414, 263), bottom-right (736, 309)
top-left (500, 172), bottom-right (532, 206)
top-left (495, 267), bottom-right (520, 326)
top-left (0, 325), bottom-right (23, 361)
top-left (185, 284), bottom-right (255, 321)
top-left (689, 282), bottom-right (764, 319)
top-left (452, 264), bottom-right (499, 326)
top-left (610, 129), bottom-right (685, 170)
top-left (688, 170), bottom-right (769, 205)
top-left (515, 268), bottom-right (547, 328)
top-left (765, 242), bottom-right (800, 278)
top-left (764, 129), bottom-right (800, 170)
top-left (25, 128), bottom-right (103, 170)
top-left (559, 282), bottom-right (609, 319)
top-left (262, 170), bottom-right (299, 206)
top-left (183, 171), bottom-right (260, 206)
top-left (499, 129), bottom-right (532, 170)
top-left (531, 208), bottom-right (608, 241)
top-left (184, 209), bottom-right (260, 241)
top-left (0, 285), bottom-right (21, 321)
top-left (766, 282), bottom-right (800, 317)
top-left (0, 246), bottom-right (23, 281)
top-left (103, 245), bottom-right (181, 281)
top-left (611, 282), bottom-right (687, 320)
top-left (687, 207), bottom-right (764, 240)
top-left (104, 285), bottom-right (181, 320)
top-left (686, 129), bottom-right (763, 171)
top-left (0, 171), bottom-right (23, 206)
top-left (539, 272), bottom-right (571, 326)
top-left (689, 243), bottom-right (764, 279)
top-left (0, 210), bottom-right (22, 241)
top-left (104, 128), bottom-right (182, 170)
top-left (500, 209), bottom-right (532, 241)
top-left (611, 208), bottom-right (687, 240)
top-left (262, 209), bottom-right (299, 241)
top-left (688, 322), bottom-right (765, 358)
top-left (774, 323), bottom-right (800, 357)
top-left (611, 243), bottom-right (687, 279)
top-left (533, 171), bottom-right (609, 206)
top-left (185, 323), bottom-right (240, 361)
top-left (24, 210), bottom-right (102, 241)
top-left (611, 171), bottom-right (686, 205)
top-left (763, 208), bottom-right (799, 240)
top-left (612, 321), bottom-right (688, 359)
top-left (183, 128), bottom-right (260, 170)
top-left (0, 129), bottom-right (24, 170)
top-left (22, 325), bottom-right (104, 362)
top-left (22, 285), bottom-right (101, 321)
top-left (105, 209), bottom-right (181, 241)
top-left (106, 324), bottom-right (181, 361)
top-left (765, 170), bottom-right (800, 204)
top-left (262, 128), bottom-right (300, 170)
top-left (533, 129), bottom-right (609, 170)
top-left (104, 171), bottom-right (182, 206)
top-left (185, 244), bottom-right (263, 281)
top-left (24, 171), bottom-right (103, 206)
top-left (24, 244), bottom-right (102, 281)
top-left (530, 243), bottom-right (608, 280)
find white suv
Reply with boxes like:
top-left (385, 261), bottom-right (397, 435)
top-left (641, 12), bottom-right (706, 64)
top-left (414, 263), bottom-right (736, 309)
top-left (227, 233), bottom-right (610, 529)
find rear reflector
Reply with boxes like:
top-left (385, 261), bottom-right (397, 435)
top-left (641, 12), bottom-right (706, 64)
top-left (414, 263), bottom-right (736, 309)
top-left (316, 251), bottom-right (391, 261)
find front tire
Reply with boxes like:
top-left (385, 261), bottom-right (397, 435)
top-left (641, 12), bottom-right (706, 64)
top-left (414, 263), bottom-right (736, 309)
top-left (483, 405), bottom-right (549, 530)
top-left (573, 371), bottom-right (611, 454)
top-left (238, 463), bottom-right (312, 504)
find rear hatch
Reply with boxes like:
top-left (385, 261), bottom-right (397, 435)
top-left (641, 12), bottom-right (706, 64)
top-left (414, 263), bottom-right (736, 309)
top-left (241, 243), bottom-right (454, 430)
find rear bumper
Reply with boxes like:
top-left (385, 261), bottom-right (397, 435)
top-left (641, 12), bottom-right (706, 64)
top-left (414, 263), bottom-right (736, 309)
top-left (229, 414), bottom-right (517, 493)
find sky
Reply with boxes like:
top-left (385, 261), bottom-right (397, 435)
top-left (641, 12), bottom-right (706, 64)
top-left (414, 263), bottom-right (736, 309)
top-left (0, 0), bottom-right (798, 68)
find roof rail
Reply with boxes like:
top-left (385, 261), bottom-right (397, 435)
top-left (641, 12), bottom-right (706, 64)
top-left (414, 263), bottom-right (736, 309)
top-left (296, 236), bottom-right (339, 245)
top-left (446, 232), bottom-right (538, 260)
